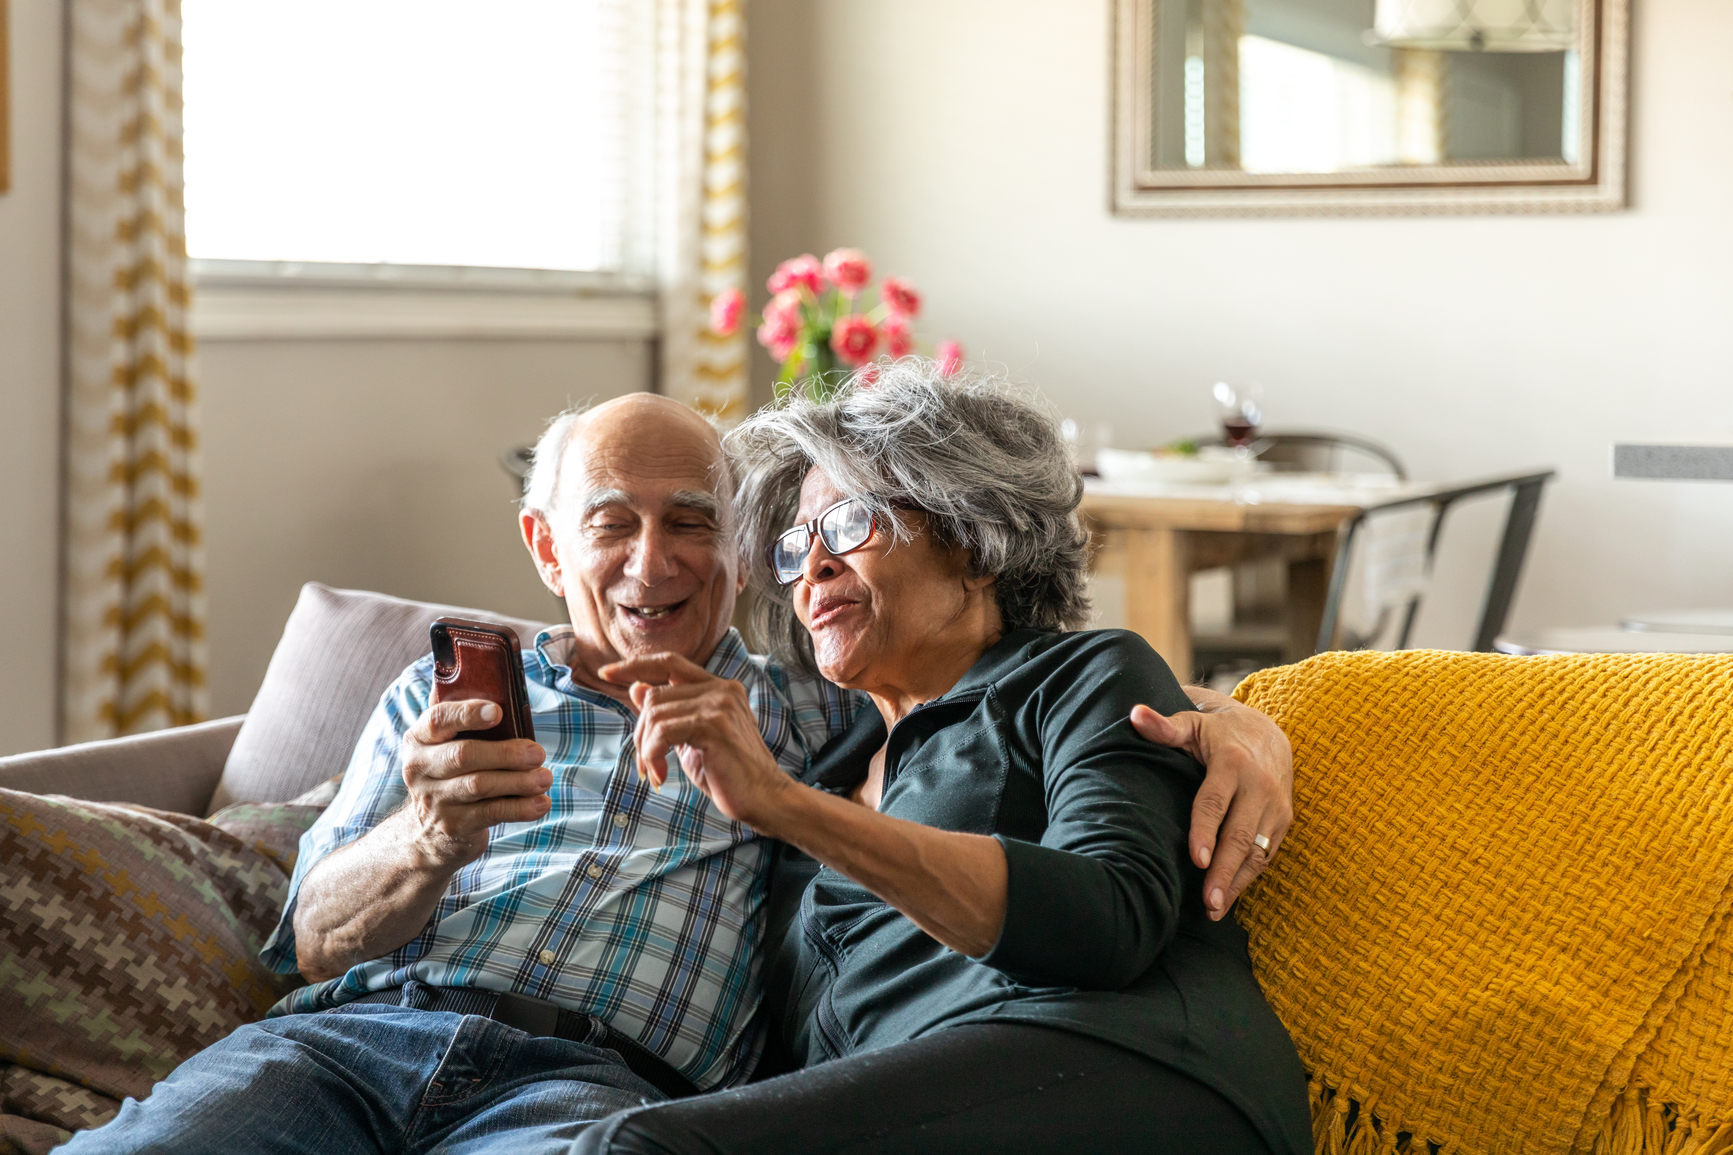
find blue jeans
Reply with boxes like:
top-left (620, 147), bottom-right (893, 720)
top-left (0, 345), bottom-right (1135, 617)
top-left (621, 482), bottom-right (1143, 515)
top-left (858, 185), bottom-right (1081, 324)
top-left (57, 997), bottom-right (669, 1155)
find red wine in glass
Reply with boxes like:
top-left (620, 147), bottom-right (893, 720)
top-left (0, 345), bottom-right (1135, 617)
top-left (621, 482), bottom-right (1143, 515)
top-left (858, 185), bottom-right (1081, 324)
top-left (1222, 418), bottom-right (1258, 447)
top-left (1211, 382), bottom-right (1264, 452)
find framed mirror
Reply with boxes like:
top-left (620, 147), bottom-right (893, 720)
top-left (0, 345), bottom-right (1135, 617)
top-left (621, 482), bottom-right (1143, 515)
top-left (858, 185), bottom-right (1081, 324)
top-left (1111, 0), bottom-right (1627, 215)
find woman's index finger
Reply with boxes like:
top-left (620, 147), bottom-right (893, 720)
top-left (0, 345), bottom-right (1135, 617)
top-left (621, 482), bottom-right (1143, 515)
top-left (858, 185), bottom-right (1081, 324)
top-left (599, 651), bottom-right (715, 686)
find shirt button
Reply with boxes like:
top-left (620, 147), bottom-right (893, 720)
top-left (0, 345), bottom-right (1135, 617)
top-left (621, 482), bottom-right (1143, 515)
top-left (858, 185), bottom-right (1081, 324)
top-left (538, 949), bottom-right (555, 966)
top-left (613, 814), bottom-right (629, 828)
top-left (587, 863), bottom-right (603, 878)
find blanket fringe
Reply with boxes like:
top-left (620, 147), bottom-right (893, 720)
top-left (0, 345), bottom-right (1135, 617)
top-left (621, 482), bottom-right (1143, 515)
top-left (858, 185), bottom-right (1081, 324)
top-left (1309, 1080), bottom-right (1424, 1155)
top-left (1308, 1078), bottom-right (1727, 1155)
top-left (1693, 1121), bottom-right (1733, 1155)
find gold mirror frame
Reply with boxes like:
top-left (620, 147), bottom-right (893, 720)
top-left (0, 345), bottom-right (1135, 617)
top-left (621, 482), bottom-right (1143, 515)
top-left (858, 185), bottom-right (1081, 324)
top-left (1110, 0), bottom-right (1627, 216)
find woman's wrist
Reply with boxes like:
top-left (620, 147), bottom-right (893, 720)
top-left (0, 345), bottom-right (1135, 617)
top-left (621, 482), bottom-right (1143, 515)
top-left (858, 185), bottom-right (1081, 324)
top-left (736, 766), bottom-right (814, 842)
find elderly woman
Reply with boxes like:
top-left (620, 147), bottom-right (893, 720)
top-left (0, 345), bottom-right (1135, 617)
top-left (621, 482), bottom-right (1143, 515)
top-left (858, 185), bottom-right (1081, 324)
top-left (588, 363), bottom-right (1312, 1155)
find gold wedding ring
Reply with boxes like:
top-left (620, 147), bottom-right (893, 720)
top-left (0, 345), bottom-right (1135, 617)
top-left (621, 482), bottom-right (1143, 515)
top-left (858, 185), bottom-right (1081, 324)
top-left (1253, 833), bottom-right (1273, 853)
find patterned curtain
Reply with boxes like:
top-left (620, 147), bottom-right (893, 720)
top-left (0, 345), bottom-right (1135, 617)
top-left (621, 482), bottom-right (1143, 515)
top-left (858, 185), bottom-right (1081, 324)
top-left (1201, 0), bottom-right (1243, 169)
top-left (63, 0), bottom-right (209, 743)
top-left (1394, 48), bottom-right (1448, 165)
top-left (657, 0), bottom-right (749, 426)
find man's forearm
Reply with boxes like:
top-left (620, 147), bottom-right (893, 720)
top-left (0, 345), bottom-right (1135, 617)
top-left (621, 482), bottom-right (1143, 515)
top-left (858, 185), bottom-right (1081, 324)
top-left (291, 809), bottom-right (464, 982)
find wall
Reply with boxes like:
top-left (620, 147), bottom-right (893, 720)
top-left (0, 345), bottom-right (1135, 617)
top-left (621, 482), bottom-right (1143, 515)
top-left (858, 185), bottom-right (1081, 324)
top-left (748, 0), bottom-right (1733, 647)
top-left (199, 337), bottom-right (648, 718)
top-left (0, 0), bottom-right (62, 756)
top-left (745, 1), bottom-right (821, 408)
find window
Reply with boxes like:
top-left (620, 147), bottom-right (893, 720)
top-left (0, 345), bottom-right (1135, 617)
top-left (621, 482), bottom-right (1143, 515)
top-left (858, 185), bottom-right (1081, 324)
top-left (1238, 35), bottom-right (1399, 175)
top-left (181, 0), bottom-right (653, 279)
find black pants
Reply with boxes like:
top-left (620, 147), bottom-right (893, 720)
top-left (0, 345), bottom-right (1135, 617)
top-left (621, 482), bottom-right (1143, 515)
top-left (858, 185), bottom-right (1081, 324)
top-left (574, 1023), bottom-right (1271, 1155)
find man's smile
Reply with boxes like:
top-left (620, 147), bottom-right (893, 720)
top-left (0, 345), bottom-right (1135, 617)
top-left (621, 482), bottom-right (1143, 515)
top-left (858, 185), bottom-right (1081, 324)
top-left (621, 597), bottom-right (690, 623)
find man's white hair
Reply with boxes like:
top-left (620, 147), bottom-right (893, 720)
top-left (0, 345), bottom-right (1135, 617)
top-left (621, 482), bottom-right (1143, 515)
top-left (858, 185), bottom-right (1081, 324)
top-left (519, 404), bottom-right (592, 522)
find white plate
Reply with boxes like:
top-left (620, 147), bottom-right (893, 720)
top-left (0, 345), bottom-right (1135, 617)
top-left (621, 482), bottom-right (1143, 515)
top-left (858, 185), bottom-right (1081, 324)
top-left (1096, 448), bottom-right (1242, 485)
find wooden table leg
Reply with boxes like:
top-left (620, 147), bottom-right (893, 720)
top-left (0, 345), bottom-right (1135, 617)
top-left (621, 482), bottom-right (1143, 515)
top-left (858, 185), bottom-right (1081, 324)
top-left (1287, 555), bottom-right (1330, 662)
top-left (1124, 527), bottom-right (1193, 682)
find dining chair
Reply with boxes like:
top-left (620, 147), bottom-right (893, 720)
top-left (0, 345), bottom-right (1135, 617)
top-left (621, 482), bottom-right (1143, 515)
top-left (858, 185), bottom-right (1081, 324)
top-left (1194, 462), bottom-right (1554, 681)
top-left (1189, 429), bottom-right (1411, 669)
top-left (1317, 469), bottom-right (1557, 653)
top-left (1193, 429), bottom-right (1409, 480)
top-left (501, 445), bottom-right (534, 491)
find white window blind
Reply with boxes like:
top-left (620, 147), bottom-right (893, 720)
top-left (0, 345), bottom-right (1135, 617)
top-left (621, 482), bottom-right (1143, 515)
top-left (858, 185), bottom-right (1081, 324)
top-left (181, 0), bottom-right (654, 279)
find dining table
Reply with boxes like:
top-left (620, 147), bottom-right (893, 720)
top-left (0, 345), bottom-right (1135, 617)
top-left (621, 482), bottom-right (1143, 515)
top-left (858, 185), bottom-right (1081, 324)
top-left (1079, 468), bottom-right (1554, 681)
top-left (1493, 626), bottom-right (1733, 656)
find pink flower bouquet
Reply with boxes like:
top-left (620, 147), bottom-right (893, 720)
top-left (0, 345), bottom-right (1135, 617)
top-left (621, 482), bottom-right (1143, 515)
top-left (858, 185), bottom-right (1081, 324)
top-left (708, 248), bottom-right (964, 400)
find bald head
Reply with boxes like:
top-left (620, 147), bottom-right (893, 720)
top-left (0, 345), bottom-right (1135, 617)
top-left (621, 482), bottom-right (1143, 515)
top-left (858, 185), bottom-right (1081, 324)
top-left (583, 391), bottom-right (720, 432)
top-left (522, 393), bottom-right (729, 525)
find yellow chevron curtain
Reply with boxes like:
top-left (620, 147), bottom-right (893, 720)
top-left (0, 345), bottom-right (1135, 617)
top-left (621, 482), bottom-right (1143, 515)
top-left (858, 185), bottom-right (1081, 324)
top-left (658, 0), bottom-right (748, 426)
top-left (63, 0), bottom-right (209, 743)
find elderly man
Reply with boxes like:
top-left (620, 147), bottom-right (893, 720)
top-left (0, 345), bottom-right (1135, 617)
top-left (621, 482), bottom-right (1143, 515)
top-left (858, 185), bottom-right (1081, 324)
top-left (62, 394), bottom-right (1293, 1154)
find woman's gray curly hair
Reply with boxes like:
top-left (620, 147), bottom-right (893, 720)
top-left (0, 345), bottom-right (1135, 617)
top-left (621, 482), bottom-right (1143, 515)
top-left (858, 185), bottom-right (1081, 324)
top-left (726, 358), bottom-right (1091, 674)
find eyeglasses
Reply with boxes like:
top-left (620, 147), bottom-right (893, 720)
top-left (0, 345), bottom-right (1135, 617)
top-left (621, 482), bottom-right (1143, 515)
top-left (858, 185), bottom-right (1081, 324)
top-left (766, 497), bottom-right (882, 586)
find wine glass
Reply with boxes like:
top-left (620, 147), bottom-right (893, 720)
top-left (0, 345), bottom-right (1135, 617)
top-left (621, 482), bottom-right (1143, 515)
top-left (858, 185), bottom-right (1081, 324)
top-left (1212, 382), bottom-right (1264, 450)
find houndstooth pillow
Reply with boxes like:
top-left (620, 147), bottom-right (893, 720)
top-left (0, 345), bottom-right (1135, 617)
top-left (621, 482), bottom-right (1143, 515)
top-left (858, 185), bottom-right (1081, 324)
top-left (0, 778), bottom-right (337, 1153)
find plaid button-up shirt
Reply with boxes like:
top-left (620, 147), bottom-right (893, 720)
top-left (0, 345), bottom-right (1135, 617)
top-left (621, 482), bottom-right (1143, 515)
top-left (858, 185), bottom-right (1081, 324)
top-left (259, 625), bottom-right (860, 1090)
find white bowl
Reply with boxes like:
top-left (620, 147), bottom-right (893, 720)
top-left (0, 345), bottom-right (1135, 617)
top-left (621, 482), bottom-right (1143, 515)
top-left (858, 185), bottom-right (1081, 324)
top-left (1095, 448), bottom-right (1241, 485)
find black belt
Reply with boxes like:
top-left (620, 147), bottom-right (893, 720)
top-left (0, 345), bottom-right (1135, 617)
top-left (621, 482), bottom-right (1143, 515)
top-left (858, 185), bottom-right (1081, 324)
top-left (343, 983), bottom-right (698, 1100)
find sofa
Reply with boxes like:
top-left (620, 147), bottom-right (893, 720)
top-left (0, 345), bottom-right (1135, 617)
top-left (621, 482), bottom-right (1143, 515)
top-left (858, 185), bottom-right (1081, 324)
top-left (0, 584), bottom-right (553, 1153)
top-left (3, 582), bottom-right (1731, 1155)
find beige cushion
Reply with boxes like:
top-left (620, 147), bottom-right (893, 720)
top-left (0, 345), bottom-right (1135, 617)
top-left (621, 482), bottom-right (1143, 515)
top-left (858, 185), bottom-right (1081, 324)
top-left (208, 583), bottom-right (554, 814)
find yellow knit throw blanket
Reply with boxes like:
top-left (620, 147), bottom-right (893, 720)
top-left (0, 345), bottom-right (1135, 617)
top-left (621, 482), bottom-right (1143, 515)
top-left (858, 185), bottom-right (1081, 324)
top-left (1233, 650), bottom-right (1733, 1155)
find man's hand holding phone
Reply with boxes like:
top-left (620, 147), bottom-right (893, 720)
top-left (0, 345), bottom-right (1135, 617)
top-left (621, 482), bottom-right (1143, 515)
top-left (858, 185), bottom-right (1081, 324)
top-left (399, 700), bottom-right (551, 869)
top-left (291, 618), bottom-right (547, 983)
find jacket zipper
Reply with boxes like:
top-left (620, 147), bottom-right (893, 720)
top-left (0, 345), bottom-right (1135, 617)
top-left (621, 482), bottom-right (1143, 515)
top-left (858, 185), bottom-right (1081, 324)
top-left (813, 988), bottom-right (848, 1060)
top-left (803, 691), bottom-right (989, 1064)
top-left (801, 896), bottom-right (850, 1060)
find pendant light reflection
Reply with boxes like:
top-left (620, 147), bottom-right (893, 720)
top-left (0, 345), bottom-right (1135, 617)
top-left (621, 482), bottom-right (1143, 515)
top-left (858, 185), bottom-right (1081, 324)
top-left (1369, 0), bottom-right (1576, 52)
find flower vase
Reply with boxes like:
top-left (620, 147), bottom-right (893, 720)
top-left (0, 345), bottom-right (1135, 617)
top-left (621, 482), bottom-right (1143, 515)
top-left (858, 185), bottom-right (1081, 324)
top-left (778, 338), bottom-right (844, 402)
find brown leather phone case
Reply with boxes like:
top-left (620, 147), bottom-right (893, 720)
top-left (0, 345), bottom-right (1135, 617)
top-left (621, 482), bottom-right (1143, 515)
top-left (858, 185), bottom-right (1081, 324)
top-left (429, 617), bottom-right (537, 742)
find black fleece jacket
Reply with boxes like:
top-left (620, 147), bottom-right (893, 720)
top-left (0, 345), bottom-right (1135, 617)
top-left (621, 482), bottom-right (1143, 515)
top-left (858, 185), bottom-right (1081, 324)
top-left (761, 628), bottom-right (1312, 1155)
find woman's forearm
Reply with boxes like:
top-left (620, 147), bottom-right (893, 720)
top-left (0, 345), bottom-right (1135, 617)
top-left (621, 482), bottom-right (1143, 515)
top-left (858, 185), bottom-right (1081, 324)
top-left (757, 782), bottom-right (1008, 957)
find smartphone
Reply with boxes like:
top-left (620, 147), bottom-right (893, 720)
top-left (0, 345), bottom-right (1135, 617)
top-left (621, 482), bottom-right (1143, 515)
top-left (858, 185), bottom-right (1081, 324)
top-left (429, 617), bottom-right (537, 742)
